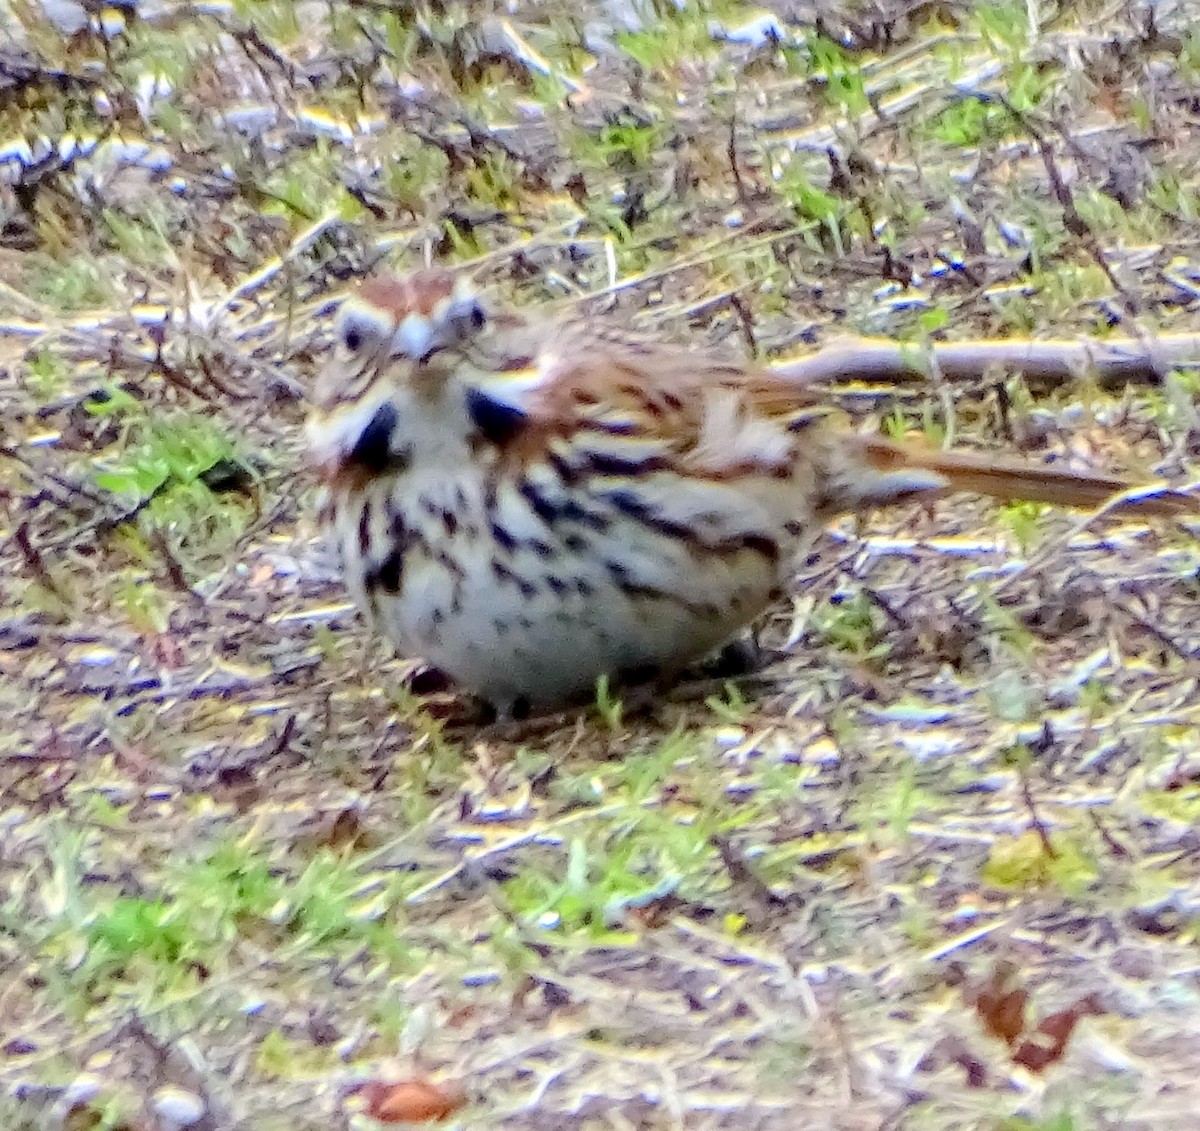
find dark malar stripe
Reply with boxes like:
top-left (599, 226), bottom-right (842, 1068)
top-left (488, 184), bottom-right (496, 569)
top-left (347, 402), bottom-right (400, 474)
top-left (356, 497), bottom-right (373, 555)
top-left (365, 551), bottom-right (403, 594)
top-left (491, 558), bottom-right (538, 598)
top-left (466, 386), bottom-right (527, 446)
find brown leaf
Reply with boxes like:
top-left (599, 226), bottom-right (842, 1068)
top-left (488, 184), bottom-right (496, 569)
top-left (1012, 993), bottom-right (1105, 1073)
top-left (444, 1004), bottom-right (479, 1029)
top-left (150, 632), bottom-right (186, 669)
top-left (359, 1079), bottom-right (466, 1124)
top-left (970, 963), bottom-right (1028, 1047)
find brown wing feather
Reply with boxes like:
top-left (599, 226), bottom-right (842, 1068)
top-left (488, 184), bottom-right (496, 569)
top-left (499, 328), bottom-right (1191, 514)
top-left (484, 324), bottom-right (831, 464)
top-left (383, 282), bottom-right (1190, 517)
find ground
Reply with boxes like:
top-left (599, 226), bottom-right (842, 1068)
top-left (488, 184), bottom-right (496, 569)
top-left (3, 1), bottom-right (1200, 1128)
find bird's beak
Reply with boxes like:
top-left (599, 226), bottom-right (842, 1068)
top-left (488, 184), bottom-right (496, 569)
top-left (392, 313), bottom-right (437, 362)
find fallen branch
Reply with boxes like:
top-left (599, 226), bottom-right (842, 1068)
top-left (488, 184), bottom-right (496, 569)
top-left (771, 333), bottom-right (1200, 391)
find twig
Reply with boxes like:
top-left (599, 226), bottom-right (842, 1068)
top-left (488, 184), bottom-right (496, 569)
top-left (1108, 593), bottom-right (1200, 669)
top-left (11, 522), bottom-right (68, 602)
top-left (210, 211), bottom-right (348, 320)
top-left (710, 833), bottom-right (791, 909)
top-left (1087, 811), bottom-right (1131, 859)
top-left (147, 528), bottom-right (199, 599)
top-left (1018, 767), bottom-right (1057, 859)
top-left (727, 110), bottom-right (748, 202)
top-left (1000, 97), bottom-right (1133, 310)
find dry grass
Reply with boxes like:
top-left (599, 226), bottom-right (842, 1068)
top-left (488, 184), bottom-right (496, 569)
top-left (3, 1), bottom-right (1200, 1128)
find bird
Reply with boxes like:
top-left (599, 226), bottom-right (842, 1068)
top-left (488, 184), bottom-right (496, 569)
top-left (306, 267), bottom-right (1187, 717)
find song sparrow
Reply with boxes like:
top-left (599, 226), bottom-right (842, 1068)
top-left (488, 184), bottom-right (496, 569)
top-left (307, 268), bottom-right (1176, 715)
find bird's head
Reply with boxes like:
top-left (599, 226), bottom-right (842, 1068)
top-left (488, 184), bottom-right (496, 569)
top-left (306, 268), bottom-right (496, 486)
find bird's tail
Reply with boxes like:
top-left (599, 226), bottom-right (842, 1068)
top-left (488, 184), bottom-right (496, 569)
top-left (822, 434), bottom-right (1195, 518)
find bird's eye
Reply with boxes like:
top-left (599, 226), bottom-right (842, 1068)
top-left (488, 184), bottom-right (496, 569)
top-left (444, 300), bottom-right (486, 342)
top-left (338, 306), bottom-right (387, 356)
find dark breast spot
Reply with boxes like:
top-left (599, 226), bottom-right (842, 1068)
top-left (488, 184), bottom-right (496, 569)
top-left (366, 550), bottom-right (403, 594)
top-left (547, 450), bottom-right (583, 487)
top-left (602, 561), bottom-right (670, 602)
top-left (433, 548), bottom-right (466, 580)
top-left (604, 559), bottom-right (631, 584)
top-left (516, 475), bottom-right (609, 533)
top-left (517, 478), bottom-right (558, 525)
top-left (603, 488), bottom-right (694, 543)
top-left (466, 386), bottom-right (528, 446)
top-left (741, 534), bottom-right (780, 562)
top-left (356, 499), bottom-right (373, 554)
top-left (387, 503), bottom-right (411, 537)
top-left (365, 510), bottom-right (419, 595)
top-left (491, 558), bottom-right (537, 598)
top-left (490, 521), bottom-right (517, 554)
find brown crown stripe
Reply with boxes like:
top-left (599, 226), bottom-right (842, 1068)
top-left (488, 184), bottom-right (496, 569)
top-left (357, 268), bottom-right (458, 317)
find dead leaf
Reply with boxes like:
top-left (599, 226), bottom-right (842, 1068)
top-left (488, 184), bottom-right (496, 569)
top-left (359, 1078), bottom-right (466, 1124)
top-left (150, 632), bottom-right (185, 669)
top-left (966, 963), bottom-right (1106, 1074)
top-left (1012, 993), bottom-right (1105, 1073)
top-left (969, 962), bottom-right (1028, 1047)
